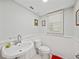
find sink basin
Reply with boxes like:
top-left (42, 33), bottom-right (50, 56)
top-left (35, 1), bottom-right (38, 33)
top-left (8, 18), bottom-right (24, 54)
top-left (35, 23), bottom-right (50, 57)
top-left (2, 40), bottom-right (36, 59)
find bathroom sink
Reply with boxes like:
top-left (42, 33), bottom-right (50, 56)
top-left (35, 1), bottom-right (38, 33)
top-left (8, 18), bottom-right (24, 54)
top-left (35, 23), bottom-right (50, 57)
top-left (2, 40), bottom-right (35, 59)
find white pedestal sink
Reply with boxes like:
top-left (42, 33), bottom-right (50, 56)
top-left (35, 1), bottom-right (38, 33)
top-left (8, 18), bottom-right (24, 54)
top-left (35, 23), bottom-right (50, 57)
top-left (1, 40), bottom-right (36, 59)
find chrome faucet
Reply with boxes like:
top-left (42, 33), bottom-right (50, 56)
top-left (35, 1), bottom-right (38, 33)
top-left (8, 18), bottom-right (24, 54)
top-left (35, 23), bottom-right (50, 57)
top-left (17, 34), bottom-right (22, 43)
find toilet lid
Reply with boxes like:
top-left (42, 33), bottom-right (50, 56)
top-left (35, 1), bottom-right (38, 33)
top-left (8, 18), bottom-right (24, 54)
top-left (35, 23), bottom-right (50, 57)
top-left (39, 46), bottom-right (50, 53)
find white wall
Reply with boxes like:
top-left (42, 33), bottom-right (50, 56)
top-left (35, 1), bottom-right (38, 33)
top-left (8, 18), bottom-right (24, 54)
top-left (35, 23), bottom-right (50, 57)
top-left (73, 0), bottom-right (79, 39)
top-left (64, 8), bottom-right (74, 37)
top-left (0, 0), bottom-right (40, 42)
top-left (0, 0), bottom-right (6, 42)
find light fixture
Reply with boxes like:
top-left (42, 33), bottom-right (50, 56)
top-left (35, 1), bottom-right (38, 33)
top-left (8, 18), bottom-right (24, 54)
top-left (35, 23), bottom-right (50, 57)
top-left (43, 0), bottom-right (48, 3)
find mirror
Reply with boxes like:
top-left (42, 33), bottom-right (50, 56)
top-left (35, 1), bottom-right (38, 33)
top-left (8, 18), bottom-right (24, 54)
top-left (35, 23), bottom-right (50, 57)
top-left (76, 9), bottom-right (79, 26)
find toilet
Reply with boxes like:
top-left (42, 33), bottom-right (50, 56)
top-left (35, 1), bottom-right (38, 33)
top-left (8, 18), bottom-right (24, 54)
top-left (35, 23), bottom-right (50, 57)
top-left (34, 40), bottom-right (50, 59)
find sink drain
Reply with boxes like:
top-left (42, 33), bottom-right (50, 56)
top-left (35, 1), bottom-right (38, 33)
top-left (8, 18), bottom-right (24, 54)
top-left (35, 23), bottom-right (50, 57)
top-left (19, 50), bottom-right (22, 52)
top-left (15, 57), bottom-right (18, 59)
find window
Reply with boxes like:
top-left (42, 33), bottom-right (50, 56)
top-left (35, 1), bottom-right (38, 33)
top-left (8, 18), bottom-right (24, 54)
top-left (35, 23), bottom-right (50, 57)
top-left (47, 10), bottom-right (64, 34)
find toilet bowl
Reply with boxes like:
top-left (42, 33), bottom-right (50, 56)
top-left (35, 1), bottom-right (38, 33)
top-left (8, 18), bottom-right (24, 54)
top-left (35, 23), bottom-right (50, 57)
top-left (34, 40), bottom-right (50, 53)
top-left (34, 40), bottom-right (50, 59)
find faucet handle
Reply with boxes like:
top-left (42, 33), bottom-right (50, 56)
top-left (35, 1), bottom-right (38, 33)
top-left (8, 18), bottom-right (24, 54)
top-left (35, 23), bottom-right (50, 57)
top-left (75, 54), bottom-right (79, 59)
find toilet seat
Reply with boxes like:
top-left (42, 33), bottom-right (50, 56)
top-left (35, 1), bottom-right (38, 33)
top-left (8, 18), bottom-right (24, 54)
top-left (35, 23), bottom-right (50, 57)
top-left (38, 46), bottom-right (50, 54)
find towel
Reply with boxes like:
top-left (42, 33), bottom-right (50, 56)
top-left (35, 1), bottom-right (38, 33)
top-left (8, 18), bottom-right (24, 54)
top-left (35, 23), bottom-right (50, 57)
top-left (51, 54), bottom-right (63, 59)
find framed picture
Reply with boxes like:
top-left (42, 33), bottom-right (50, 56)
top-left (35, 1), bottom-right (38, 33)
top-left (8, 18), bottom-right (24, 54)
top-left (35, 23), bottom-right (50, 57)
top-left (42, 20), bottom-right (46, 26)
top-left (76, 9), bottom-right (79, 26)
top-left (34, 19), bottom-right (38, 26)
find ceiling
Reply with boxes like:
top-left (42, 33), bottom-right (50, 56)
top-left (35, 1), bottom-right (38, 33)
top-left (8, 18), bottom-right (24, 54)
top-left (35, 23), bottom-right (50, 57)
top-left (14, 0), bottom-right (76, 16)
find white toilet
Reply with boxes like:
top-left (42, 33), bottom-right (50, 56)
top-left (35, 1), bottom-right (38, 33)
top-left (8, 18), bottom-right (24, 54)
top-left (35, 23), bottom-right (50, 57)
top-left (34, 40), bottom-right (50, 59)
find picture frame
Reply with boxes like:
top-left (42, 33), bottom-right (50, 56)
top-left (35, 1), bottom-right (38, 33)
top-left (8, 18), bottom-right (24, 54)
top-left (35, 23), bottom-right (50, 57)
top-left (42, 20), bottom-right (46, 26)
top-left (76, 9), bottom-right (79, 26)
top-left (34, 19), bottom-right (38, 26)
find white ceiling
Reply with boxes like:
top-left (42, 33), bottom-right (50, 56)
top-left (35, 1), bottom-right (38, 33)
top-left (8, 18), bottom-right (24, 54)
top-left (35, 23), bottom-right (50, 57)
top-left (14, 0), bottom-right (76, 16)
